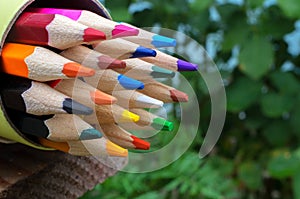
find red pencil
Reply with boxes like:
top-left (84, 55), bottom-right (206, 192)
top-left (8, 12), bottom-right (106, 50)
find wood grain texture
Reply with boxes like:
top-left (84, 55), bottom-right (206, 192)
top-left (0, 143), bottom-right (127, 199)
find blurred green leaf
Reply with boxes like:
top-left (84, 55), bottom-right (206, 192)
top-left (262, 121), bottom-right (290, 147)
top-left (260, 92), bottom-right (293, 118)
top-left (227, 76), bottom-right (262, 113)
top-left (247, 0), bottom-right (264, 8)
top-left (238, 162), bottom-right (263, 190)
top-left (268, 152), bottom-right (300, 179)
top-left (270, 71), bottom-right (300, 95)
top-left (222, 17), bottom-right (249, 51)
top-left (239, 35), bottom-right (274, 79)
top-left (292, 171), bottom-right (300, 199)
top-left (189, 0), bottom-right (214, 12)
top-left (277, 0), bottom-right (300, 19)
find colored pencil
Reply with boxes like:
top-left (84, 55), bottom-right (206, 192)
top-left (0, 43), bottom-right (95, 81)
top-left (108, 90), bottom-right (163, 109)
top-left (28, 8), bottom-right (139, 39)
top-left (93, 38), bottom-right (157, 59)
top-left (141, 49), bottom-right (198, 71)
top-left (121, 108), bottom-right (174, 131)
top-left (100, 123), bottom-right (150, 150)
top-left (8, 12), bottom-right (106, 50)
top-left (83, 104), bottom-right (140, 125)
top-left (121, 22), bottom-right (177, 48)
top-left (83, 70), bottom-right (144, 92)
top-left (18, 114), bottom-right (103, 142)
top-left (39, 138), bottom-right (128, 157)
top-left (48, 79), bottom-right (116, 107)
top-left (0, 76), bottom-right (93, 116)
top-left (114, 58), bottom-right (176, 80)
top-left (139, 80), bottom-right (188, 103)
top-left (60, 45), bottom-right (126, 70)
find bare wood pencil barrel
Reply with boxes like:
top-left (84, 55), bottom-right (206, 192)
top-left (0, 0), bottom-right (127, 198)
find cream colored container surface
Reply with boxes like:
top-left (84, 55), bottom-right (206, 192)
top-left (0, 0), bottom-right (111, 150)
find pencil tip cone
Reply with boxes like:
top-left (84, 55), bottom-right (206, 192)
top-left (121, 110), bottom-right (140, 122)
top-left (151, 66), bottom-right (176, 78)
top-left (90, 91), bottom-right (117, 105)
top-left (131, 135), bottom-right (150, 150)
top-left (63, 98), bottom-right (93, 115)
top-left (152, 35), bottom-right (177, 48)
top-left (106, 140), bottom-right (128, 157)
top-left (130, 47), bottom-right (157, 58)
top-left (63, 63), bottom-right (95, 77)
top-left (84, 28), bottom-right (106, 42)
top-left (177, 59), bottom-right (198, 71)
top-left (98, 56), bottom-right (126, 69)
top-left (118, 75), bottom-right (145, 90)
top-left (112, 24), bottom-right (139, 38)
top-left (80, 128), bottom-right (103, 140)
top-left (152, 118), bottom-right (174, 131)
top-left (170, 89), bottom-right (189, 102)
top-left (137, 95), bottom-right (164, 108)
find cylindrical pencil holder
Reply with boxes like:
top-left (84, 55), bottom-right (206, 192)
top-left (0, 0), bottom-right (111, 150)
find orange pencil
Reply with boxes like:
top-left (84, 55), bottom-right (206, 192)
top-left (0, 43), bottom-right (95, 81)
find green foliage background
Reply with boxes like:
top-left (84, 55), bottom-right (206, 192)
top-left (82, 0), bottom-right (300, 198)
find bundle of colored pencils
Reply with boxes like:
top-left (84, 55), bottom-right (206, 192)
top-left (0, 7), bottom-right (198, 158)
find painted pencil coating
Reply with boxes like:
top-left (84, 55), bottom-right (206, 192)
top-left (0, 43), bottom-right (95, 81)
top-left (19, 114), bottom-right (103, 141)
top-left (29, 8), bottom-right (139, 39)
top-left (0, 76), bottom-right (93, 116)
top-left (9, 12), bottom-right (106, 50)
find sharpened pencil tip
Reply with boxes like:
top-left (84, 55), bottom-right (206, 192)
top-left (79, 128), bottom-right (103, 140)
top-left (112, 24), bottom-right (139, 38)
top-left (121, 110), bottom-right (140, 122)
top-left (137, 95), bottom-right (164, 108)
top-left (63, 98), bottom-right (93, 115)
top-left (151, 66), bottom-right (176, 78)
top-left (118, 75), bottom-right (145, 90)
top-left (130, 47), bottom-right (157, 58)
top-left (106, 140), bottom-right (128, 157)
top-left (83, 28), bottom-right (106, 42)
top-left (151, 35), bottom-right (177, 48)
top-left (152, 118), bottom-right (174, 131)
top-left (131, 135), bottom-right (150, 150)
top-left (90, 91), bottom-right (117, 105)
top-left (169, 89), bottom-right (189, 102)
top-left (63, 63), bottom-right (95, 77)
top-left (177, 59), bottom-right (198, 71)
top-left (98, 55), bottom-right (126, 69)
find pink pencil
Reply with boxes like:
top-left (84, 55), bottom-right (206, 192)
top-left (28, 8), bottom-right (139, 39)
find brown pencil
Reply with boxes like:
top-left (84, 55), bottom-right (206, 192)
top-left (60, 45), bottom-right (126, 70)
top-left (139, 80), bottom-right (188, 103)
